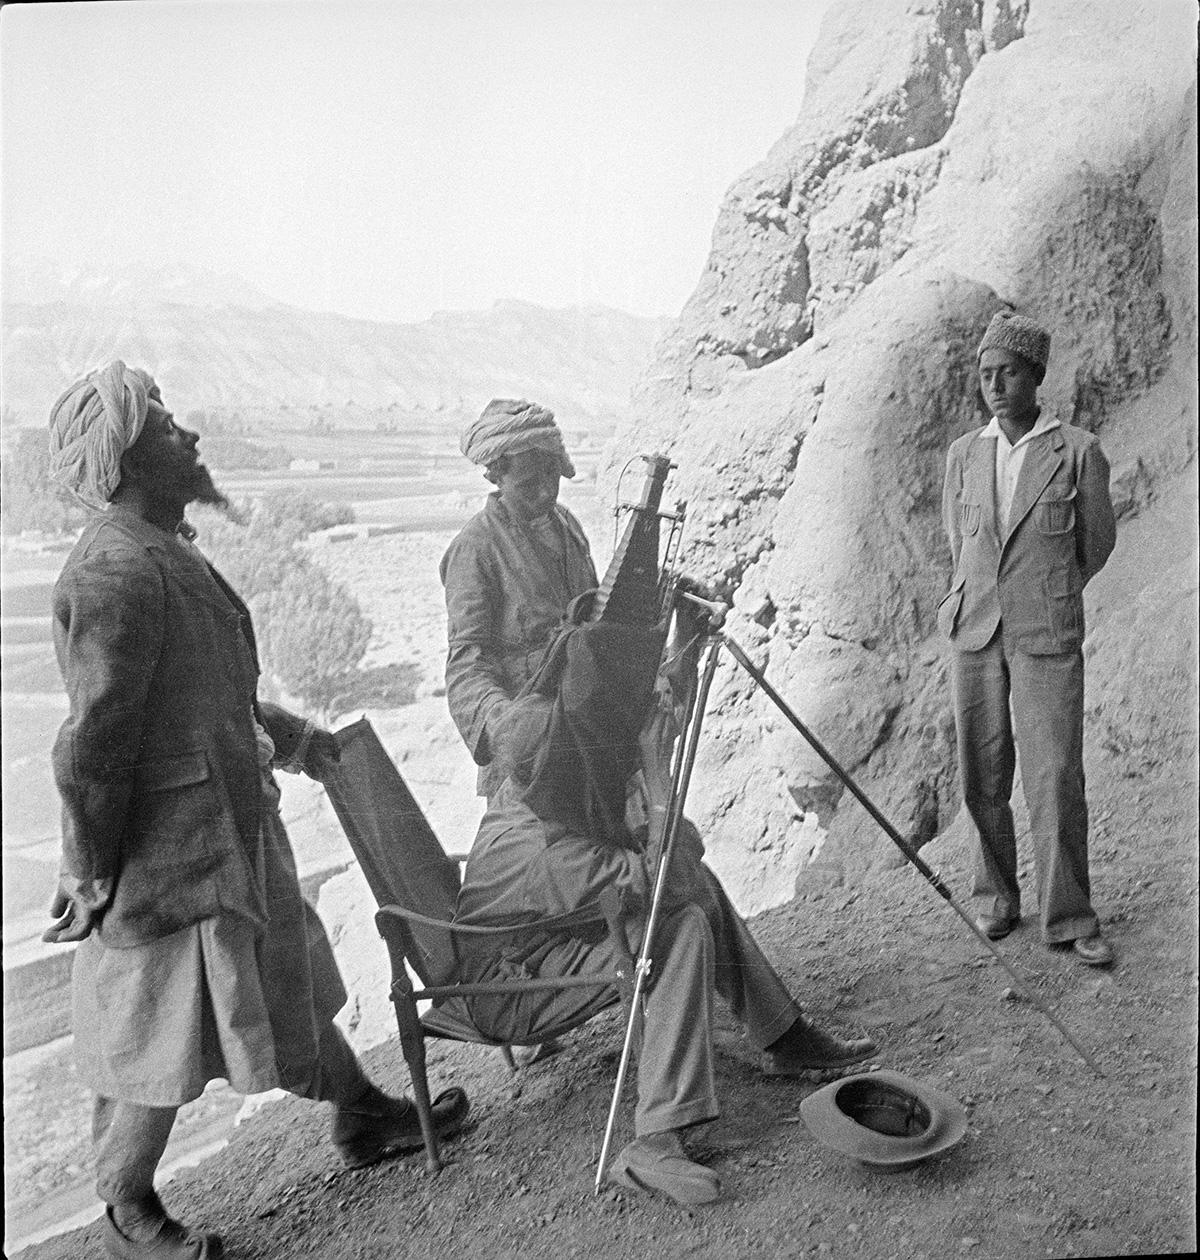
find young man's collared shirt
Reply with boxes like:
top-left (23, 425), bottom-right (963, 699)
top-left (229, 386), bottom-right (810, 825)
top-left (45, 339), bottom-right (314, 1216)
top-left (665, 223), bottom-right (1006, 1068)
top-left (982, 410), bottom-right (1061, 536)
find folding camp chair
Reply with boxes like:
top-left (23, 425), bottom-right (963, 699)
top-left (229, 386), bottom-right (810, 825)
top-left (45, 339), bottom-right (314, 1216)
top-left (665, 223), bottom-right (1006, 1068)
top-left (323, 717), bottom-right (635, 1172)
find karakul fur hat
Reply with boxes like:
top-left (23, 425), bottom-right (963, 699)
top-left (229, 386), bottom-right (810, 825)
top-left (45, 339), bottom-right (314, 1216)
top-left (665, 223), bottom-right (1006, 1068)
top-left (977, 311), bottom-right (1051, 372)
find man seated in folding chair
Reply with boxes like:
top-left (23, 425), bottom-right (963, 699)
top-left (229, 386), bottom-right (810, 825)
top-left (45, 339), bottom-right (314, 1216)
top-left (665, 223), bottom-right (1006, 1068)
top-left (439, 400), bottom-right (878, 1206)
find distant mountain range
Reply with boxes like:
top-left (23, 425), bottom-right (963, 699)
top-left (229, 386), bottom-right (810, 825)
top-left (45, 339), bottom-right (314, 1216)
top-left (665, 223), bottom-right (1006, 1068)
top-left (1, 261), bottom-right (671, 428)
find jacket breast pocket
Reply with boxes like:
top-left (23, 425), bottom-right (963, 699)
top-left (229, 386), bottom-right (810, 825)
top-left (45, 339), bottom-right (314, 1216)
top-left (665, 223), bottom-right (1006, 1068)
top-left (958, 502), bottom-right (981, 536)
top-left (1035, 487), bottom-right (1077, 536)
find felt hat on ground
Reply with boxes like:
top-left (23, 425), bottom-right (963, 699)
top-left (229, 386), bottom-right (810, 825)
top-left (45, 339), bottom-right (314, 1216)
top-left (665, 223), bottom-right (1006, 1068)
top-left (799, 1069), bottom-right (967, 1172)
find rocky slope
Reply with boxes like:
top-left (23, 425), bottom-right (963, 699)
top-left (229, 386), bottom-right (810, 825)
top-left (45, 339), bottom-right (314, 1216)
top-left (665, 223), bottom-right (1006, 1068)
top-left (609, 0), bottom-right (1198, 913)
top-left (1, 262), bottom-right (668, 427)
top-left (15, 724), bottom-right (1196, 1258)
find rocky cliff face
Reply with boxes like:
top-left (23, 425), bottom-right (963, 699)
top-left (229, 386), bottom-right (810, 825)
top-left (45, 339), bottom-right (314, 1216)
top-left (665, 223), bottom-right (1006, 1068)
top-left (613, 0), bottom-right (1197, 913)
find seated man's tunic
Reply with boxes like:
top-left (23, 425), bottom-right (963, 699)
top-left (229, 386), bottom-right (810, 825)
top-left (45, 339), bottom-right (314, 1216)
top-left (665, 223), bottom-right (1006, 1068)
top-left (453, 781), bottom-right (800, 1136)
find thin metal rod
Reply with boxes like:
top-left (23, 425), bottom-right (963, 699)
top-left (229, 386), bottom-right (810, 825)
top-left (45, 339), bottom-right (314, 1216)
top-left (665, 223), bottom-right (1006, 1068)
top-left (644, 633), bottom-right (706, 878)
top-left (594, 638), bottom-right (724, 1194)
top-left (416, 973), bottom-right (624, 999)
top-left (720, 632), bottom-right (1104, 1079)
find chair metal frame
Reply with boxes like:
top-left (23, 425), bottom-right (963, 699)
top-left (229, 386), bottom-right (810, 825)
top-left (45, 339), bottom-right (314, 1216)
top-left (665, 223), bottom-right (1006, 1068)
top-left (374, 885), bottom-right (634, 1170)
top-left (323, 717), bottom-right (635, 1172)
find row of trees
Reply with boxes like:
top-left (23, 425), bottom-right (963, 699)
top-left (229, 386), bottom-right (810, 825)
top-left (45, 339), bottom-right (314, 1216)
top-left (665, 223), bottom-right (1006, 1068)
top-left (0, 414), bottom-right (416, 718)
top-left (1, 424), bottom-right (91, 534)
top-left (0, 409), bottom-right (292, 534)
top-left (194, 491), bottom-right (419, 720)
top-left (183, 410), bottom-right (292, 471)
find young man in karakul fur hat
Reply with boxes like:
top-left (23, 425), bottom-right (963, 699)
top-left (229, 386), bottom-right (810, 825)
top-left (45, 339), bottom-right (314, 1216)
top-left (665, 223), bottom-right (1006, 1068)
top-left (938, 311), bottom-right (1118, 968)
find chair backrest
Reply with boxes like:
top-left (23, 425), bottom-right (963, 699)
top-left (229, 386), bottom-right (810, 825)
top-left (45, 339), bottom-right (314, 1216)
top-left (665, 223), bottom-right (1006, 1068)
top-left (325, 718), bottom-right (632, 1027)
top-left (323, 717), bottom-right (462, 932)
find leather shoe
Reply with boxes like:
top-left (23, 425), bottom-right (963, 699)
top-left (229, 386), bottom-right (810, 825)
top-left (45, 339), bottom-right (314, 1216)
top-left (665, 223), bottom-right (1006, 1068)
top-left (1073, 932), bottom-right (1114, 967)
top-left (975, 914), bottom-right (1018, 940)
top-left (103, 1207), bottom-right (223, 1259)
top-left (333, 1085), bottom-right (469, 1168)
top-left (608, 1135), bottom-right (720, 1206)
top-left (760, 1017), bottom-right (877, 1076)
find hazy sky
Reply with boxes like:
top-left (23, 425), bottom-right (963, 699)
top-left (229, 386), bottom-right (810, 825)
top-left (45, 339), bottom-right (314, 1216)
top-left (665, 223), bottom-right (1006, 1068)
top-left (1, 0), bottom-right (830, 324)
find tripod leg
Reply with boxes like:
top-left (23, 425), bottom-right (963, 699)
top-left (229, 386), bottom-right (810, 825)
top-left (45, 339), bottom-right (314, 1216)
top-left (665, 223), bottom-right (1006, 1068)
top-left (720, 631), bottom-right (1103, 1078)
top-left (594, 637), bottom-right (724, 1192)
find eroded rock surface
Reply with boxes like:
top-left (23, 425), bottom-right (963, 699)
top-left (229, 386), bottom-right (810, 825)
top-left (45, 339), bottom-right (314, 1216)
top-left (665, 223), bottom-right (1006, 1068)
top-left (611, 0), bottom-right (1197, 912)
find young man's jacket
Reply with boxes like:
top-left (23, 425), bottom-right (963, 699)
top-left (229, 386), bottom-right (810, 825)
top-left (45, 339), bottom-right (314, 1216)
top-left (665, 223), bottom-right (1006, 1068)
top-left (51, 507), bottom-right (302, 948)
top-left (938, 421), bottom-right (1116, 654)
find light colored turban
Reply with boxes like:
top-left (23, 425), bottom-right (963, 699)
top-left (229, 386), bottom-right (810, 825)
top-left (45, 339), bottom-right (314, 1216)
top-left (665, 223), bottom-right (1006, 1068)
top-left (977, 311), bottom-right (1051, 373)
top-left (47, 361), bottom-right (157, 508)
top-left (460, 398), bottom-right (575, 478)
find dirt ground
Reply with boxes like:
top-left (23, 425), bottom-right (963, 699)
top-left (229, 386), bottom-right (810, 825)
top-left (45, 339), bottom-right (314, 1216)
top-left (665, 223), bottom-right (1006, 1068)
top-left (15, 729), bottom-right (1198, 1260)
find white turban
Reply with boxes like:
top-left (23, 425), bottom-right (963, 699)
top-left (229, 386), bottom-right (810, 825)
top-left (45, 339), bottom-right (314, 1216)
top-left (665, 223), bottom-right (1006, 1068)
top-left (460, 398), bottom-right (575, 478)
top-left (47, 361), bottom-right (157, 508)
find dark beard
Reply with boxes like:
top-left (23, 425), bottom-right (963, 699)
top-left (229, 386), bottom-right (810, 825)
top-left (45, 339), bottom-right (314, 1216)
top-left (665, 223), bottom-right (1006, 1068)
top-left (189, 463), bottom-right (231, 513)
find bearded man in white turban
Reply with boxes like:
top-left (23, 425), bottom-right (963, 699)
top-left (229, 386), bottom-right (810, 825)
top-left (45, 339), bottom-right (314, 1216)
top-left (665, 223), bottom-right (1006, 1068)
top-left (439, 399), bottom-right (877, 1208)
top-left (45, 363), bottom-right (468, 1260)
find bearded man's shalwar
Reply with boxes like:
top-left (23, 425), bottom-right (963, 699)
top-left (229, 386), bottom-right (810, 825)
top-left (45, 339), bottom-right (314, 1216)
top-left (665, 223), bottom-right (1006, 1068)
top-left (439, 491), bottom-right (802, 1137)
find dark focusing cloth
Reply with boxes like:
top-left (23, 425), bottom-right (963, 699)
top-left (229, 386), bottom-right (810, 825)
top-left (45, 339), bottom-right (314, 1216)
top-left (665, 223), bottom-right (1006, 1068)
top-left (500, 616), bottom-right (668, 848)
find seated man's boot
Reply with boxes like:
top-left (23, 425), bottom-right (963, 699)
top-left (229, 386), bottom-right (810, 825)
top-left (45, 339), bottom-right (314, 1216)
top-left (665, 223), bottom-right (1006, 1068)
top-left (975, 913), bottom-right (1019, 940)
top-left (104, 1192), bottom-right (223, 1259)
top-left (760, 1015), bottom-right (877, 1076)
top-left (608, 1129), bottom-right (721, 1206)
top-left (1072, 931), bottom-right (1115, 967)
top-left (332, 1082), bottom-right (469, 1168)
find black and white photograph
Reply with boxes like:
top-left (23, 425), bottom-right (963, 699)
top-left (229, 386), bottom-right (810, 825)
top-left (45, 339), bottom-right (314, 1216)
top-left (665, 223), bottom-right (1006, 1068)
top-left (2, 1), bottom-right (1196, 1257)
